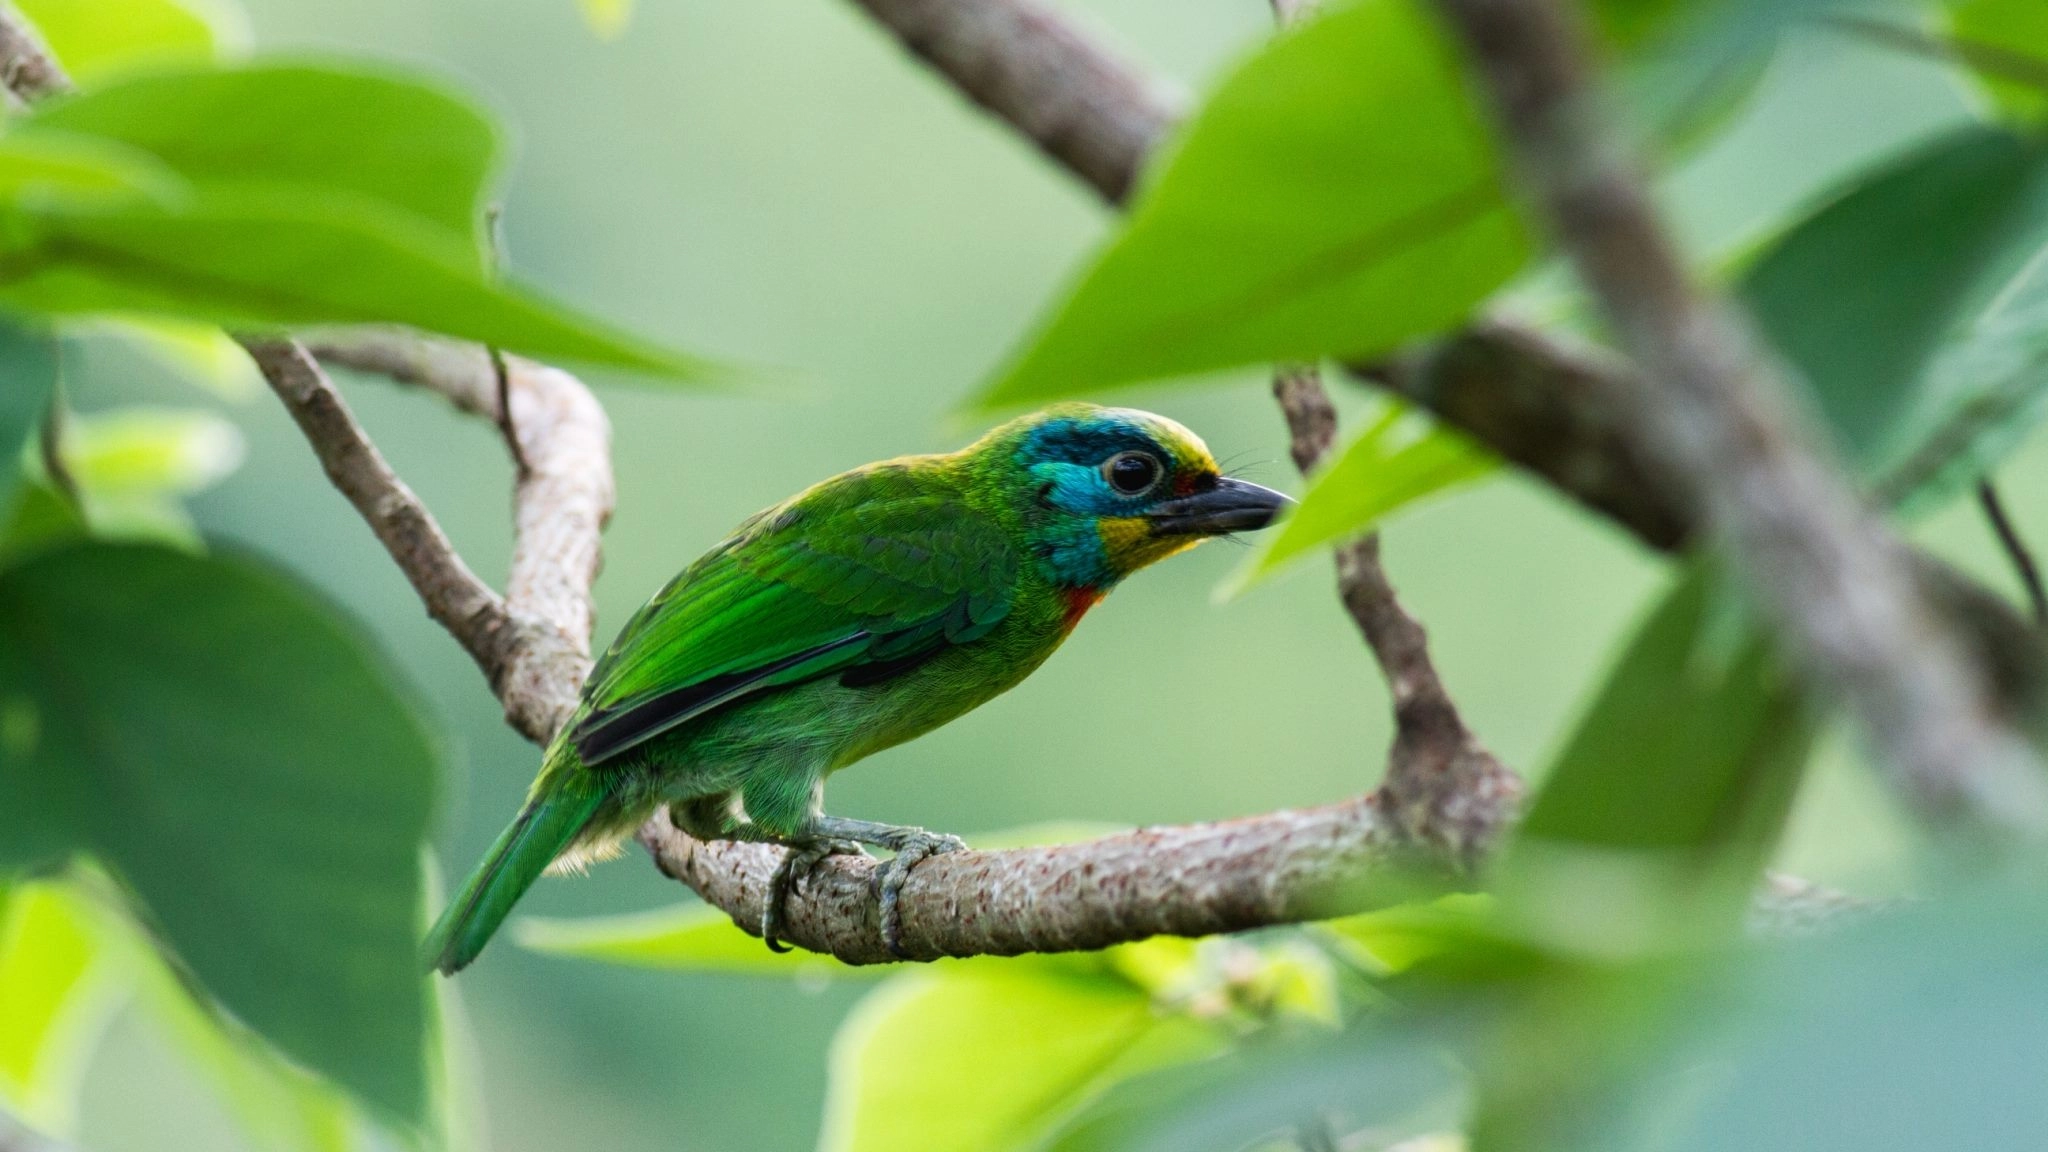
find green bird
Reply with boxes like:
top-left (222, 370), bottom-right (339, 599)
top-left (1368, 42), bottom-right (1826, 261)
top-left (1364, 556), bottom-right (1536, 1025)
top-left (424, 403), bottom-right (1288, 972)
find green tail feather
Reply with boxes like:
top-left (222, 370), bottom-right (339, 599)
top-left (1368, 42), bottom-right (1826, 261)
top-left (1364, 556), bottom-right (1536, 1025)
top-left (423, 775), bottom-right (605, 975)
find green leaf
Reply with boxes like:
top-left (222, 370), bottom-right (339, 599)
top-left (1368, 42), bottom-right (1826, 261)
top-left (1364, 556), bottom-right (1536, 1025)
top-left (54, 405), bottom-right (245, 548)
top-left (13, 0), bottom-right (239, 85)
top-left (25, 63), bottom-right (497, 244)
top-left (0, 316), bottom-right (59, 519)
top-left (0, 481), bottom-right (85, 569)
top-left (1044, 1024), bottom-right (1462, 1152)
top-left (0, 185), bottom-right (730, 379)
top-left (576, 0), bottom-right (634, 39)
top-left (1504, 562), bottom-right (1815, 950)
top-left (0, 64), bottom-right (734, 381)
top-left (821, 958), bottom-right (1225, 1152)
top-left (973, 0), bottom-right (1529, 408)
top-left (1947, 0), bottom-right (2048, 122)
top-left (1222, 402), bottom-right (1494, 596)
top-left (0, 881), bottom-right (131, 1137)
top-left (1742, 125), bottom-right (2048, 502)
top-left (1882, 233), bottom-right (2048, 510)
top-left (0, 543), bottom-right (441, 1122)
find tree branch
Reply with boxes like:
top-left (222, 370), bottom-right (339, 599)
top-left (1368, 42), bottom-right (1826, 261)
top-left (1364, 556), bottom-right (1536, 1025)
top-left (303, 329), bottom-right (611, 741)
top-left (1430, 0), bottom-right (2048, 836)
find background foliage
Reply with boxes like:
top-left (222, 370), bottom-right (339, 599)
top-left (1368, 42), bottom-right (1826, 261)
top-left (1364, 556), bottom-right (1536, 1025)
top-left (6, 0), bottom-right (2048, 1149)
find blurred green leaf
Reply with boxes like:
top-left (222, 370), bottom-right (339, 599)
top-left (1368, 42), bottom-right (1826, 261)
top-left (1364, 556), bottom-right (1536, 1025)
top-left (576, 0), bottom-right (634, 39)
top-left (0, 481), bottom-right (85, 568)
top-left (1596, 883), bottom-right (2048, 1152)
top-left (134, 945), bottom-right (360, 1152)
top-left (0, 882), bottom-right (131, 1137)
top-left (13, 0), bottom-right (241, 84)
top-left (0, 185), bottom-right (729, 379)
top-left (821, 957), bottom-right (1224, 1152)
top-left (1045, 1024), bottom-right (1463, 1152)
top-left (26, 63), bottom-right (497, 244)
top-left (53, 405), bottom-right (245, 548)
top-left (0, 64), bottom-right (734, 381)
top-left (1947, 0), bottom-right (2048, 121)
top-left (1743, 125), bottom-right (2048, 506)
top-left (974, 0), bottom-right (1528, 408)
top-left (0, 543), bottom-right (441, 1123)
top-left (1222, 402), bottom-right (1494, 596)
top-left (1505, 563), bottom-right (1814, 951)
top-left (0, 316), bottom-right (59, 519)
top-left (60, 405), bottom-right (242, 493)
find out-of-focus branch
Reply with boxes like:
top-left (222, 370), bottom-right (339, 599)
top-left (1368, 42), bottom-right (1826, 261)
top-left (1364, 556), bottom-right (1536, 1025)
top-left (842, 0), bottom-right (1182, 203)
top-left (1431, 0), bottom-right (2048, 835)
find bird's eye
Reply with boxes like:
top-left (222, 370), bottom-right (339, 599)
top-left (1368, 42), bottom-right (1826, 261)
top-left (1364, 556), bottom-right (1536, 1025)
top-left (1103, 451), bottom-right (1163, 496)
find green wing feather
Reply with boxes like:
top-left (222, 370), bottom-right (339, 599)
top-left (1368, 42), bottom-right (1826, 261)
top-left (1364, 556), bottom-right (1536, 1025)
top-left (570, 462), bottom-right (1019, 764)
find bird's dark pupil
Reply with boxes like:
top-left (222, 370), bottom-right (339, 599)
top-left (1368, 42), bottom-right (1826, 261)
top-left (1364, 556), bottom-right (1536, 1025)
top-left (1111, 454), bottom-right (1158, 493)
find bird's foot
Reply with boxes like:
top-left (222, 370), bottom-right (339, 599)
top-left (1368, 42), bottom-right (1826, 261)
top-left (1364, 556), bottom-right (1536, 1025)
top-left (762, 837), bottom-right (865, 954)
top-left (868, 829), bottom-right (967, 959)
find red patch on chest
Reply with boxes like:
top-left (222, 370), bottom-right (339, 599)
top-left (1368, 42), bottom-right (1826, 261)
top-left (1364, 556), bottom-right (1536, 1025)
top-left (1062, 586), bottom-right (1104, 631)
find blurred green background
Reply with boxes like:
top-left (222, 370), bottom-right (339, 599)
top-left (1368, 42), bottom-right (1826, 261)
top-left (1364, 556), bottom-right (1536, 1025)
top-left (53, 2), bottom-right (2045, 1148)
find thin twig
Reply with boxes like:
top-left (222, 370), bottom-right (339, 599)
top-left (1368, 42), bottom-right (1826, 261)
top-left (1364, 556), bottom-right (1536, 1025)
top-left (1430, 0), bottom-right (2048, 836)
top-left (1977, 479), bottom-right (2047, 626)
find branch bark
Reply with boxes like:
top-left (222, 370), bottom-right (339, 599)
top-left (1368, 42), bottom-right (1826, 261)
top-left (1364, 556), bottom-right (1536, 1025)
top-left (301, 330), bottom-right (614, 741)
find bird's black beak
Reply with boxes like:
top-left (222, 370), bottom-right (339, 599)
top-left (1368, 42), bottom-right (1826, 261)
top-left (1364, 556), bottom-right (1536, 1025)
top-left (1147, 476), bottom-right (1293, 536)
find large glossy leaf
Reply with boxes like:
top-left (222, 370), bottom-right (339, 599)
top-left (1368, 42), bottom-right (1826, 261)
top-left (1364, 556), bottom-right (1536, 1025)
top-left (0, 543), bottom-right (441, 1122)
top-left (13, 0), bottom-right (237, 84)
top-left (1505, 563), bottom-right (1815, 950)
top-left (974, 0), bottom-right (1529, 408)
top-left (1742, 126), bottom-right (2048, 504)
top-left (0, 317), bottom-right (59, 519)
top-left (821, 957), bottom-right (1223, 1152)
top-left (0, 882), bottom-right (131, 1137)
top-left (1223, 402), bottom-right (1494, 596)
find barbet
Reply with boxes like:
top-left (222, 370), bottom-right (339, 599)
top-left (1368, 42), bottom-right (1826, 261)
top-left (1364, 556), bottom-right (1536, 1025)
top-left (425, 403), bottom-right (1288, 972)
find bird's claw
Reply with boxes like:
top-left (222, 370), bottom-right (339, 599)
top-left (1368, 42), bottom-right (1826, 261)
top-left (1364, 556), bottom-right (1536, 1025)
top-left (871, 830), bottom-right (967, 959)
top-left (762, 838), bottom-right (865, 954)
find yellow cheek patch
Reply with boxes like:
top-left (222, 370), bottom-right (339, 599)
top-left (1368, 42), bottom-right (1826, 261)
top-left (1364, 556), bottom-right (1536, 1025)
top-left (1097, 516), bottom-right (1201, 572)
